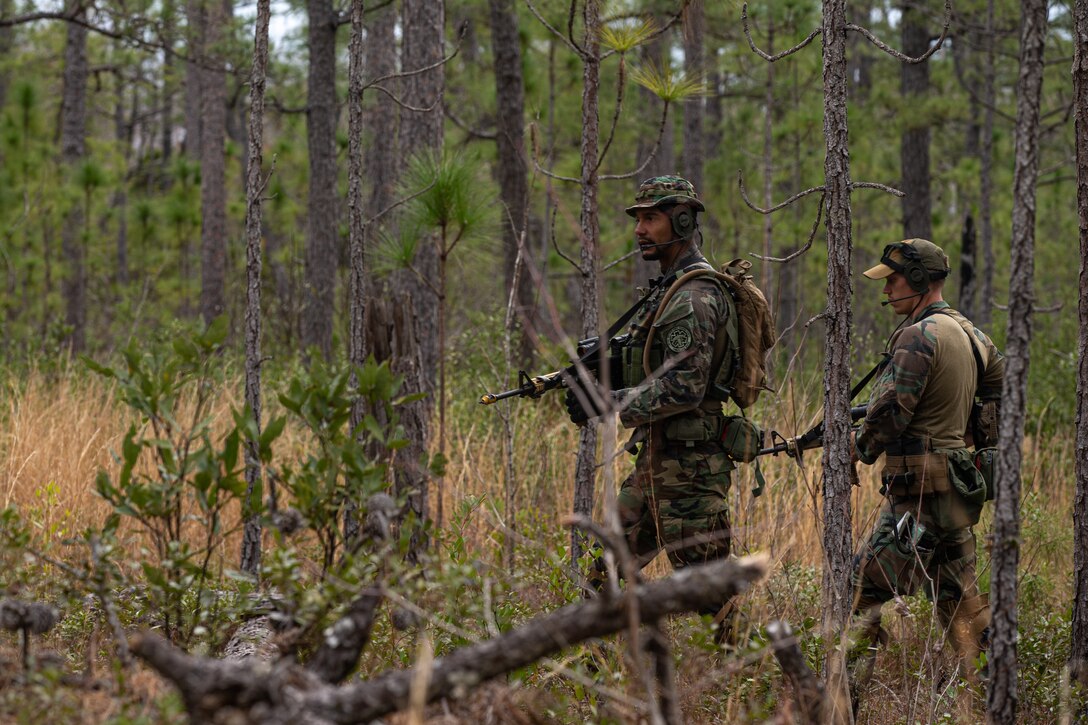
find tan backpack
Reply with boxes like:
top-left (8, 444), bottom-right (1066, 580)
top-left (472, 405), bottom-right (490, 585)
top-left (644, 258), bottom-right (776, 409)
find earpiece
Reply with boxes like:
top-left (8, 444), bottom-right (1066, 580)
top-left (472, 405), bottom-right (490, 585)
top-left (670, 207), bottom-right (696, 239)
top-left (882, 243), bottom-right (932, 294)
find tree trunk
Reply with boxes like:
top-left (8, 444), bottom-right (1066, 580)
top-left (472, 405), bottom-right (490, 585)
top-left (59, 5), bottom-right (88, 354)
top-left (959, 213), bottom-right (977, 318)
top-left (488, 0), bottom-right (534, 367)
top-left (988, 1), bottom-right (1047, 721)
top-left (363, 1), bottom-right (397, 220)
top-left (161, 0), bottom-right (176, 163)
top-left (761, 17), bottom-right (775, 294)
top-left (681, 0), bottom-right (705, 196)
top-left (571, 0), bottom-right (602, 569)
top-left (113, 73), bottom-right (130, 287)
top-left (899, 1), bottom-right (932, 240)
top-left (399, 0), bottom-right (445, 392)
top-left (199, 0), bottom-right (227, 327)
top-left (819, 1), bottom-right (854, 720)
top-left (184, 0), bottom-right (204, 158)
top-left (847, 1), bottom-right (873, 100)
top-left (239, 0), bottom-right (272, 576)
top-left (977, 0), bottom-right (997, 327)
top-left (1072, 0), bottom-right (1088, 688)
top-left (300, 0), bottom-right (339, 361)
top-left (365, 297), bottom-right (429, 561)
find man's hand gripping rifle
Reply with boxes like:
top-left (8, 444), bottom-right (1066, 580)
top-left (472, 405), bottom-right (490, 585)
top-left (478, 334), bottom-right (628, 406)
top-left (757, 405), bottom-right (868, 461)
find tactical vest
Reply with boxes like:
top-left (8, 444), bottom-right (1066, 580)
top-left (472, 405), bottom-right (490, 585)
top-left (619, 261), bottom-right (735, 413)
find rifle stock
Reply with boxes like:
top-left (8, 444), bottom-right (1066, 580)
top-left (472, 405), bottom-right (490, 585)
top-left (758, 405), bottom-right (868, 460)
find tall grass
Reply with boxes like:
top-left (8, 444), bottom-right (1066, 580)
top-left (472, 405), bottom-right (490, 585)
top-left (0, 363), bottom-right (1081, 722)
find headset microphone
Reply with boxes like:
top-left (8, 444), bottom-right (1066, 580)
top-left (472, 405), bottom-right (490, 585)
top-left (881, 291), bottom-right (925, 306)
top-left (638, 237), bottom-right (685, 250)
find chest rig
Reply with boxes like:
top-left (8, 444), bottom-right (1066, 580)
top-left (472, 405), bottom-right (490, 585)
top-left (619, 261), bottom-right (736, 408)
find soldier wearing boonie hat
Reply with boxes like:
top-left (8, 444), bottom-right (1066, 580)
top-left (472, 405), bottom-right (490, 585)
top-left (848, 238), bottom-right (1005, 708)
top-left (564, 175), bottom-right (746, 646)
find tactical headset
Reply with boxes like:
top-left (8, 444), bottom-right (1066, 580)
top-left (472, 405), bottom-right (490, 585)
top-left (880, 242), bottom-right (946, 293)
top-left (668, 205), bottom-right (697, 239)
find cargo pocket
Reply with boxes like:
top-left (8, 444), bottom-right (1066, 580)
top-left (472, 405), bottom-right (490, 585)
top-left (934, 449), bottom-right (986, 529)
top-left (860, 513), bottom-right (938, 598)
top-left (668, 507), bottom-right (731, 567)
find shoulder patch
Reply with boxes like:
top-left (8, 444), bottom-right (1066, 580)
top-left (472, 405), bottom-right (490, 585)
top-left (666, 326), bottom-right (693, 352)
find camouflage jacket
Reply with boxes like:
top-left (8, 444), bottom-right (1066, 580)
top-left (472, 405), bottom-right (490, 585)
top-left (615, 252), bottom-right (733, 430)
top-left (855, 301), bottom-right (1005, 464)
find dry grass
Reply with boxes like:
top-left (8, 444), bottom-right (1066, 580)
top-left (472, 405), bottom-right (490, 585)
top-left (0, 366), bottom-right (1080, 722)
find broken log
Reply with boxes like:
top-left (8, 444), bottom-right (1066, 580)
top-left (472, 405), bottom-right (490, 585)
top-left (133, 553), bottom-right (769, 724)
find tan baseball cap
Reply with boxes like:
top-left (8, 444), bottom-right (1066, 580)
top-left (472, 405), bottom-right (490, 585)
top-left (863, 238), bottom-right (950, 280)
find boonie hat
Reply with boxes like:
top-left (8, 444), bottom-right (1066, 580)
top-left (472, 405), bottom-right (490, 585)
top-left (863, 238), bottom-right (950, 280)
top-left (625, 175), bottom-right (706, 217)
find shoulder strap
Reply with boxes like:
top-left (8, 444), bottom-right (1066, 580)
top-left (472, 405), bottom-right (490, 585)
top-left (933, 310), bottom-right (985, 392)
top-left (579, 272), bottom-right (678, 363)
top-left (641, 266), bottom-right (728, 378)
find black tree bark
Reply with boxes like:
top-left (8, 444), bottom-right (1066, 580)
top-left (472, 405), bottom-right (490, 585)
top-left (571, 0), bottom-right (602, 569)
top-left (988, 0), bottom-right (1047, 721)
top-left (300, 0), bottom-right (340, 361)
top-left (239, 0), bottom-right (272, 576)
top-left (819, 1), bottom-right (855, 720)
top-left (1072, 0), bottom-right (1088, 688)
top-left (899, 1), bottom-right (932, 240)
top-left (488, 0), bottom-right (534, 367)
top-left (59, 4), bottom-right (88, 354)
top-left (199, 0), bottom-right (227, 327)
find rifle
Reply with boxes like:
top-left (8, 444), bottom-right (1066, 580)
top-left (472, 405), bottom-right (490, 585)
top-left (479, 334), bottom-right (629, 406)
top-left (758, 405), bottom-right (868, 461)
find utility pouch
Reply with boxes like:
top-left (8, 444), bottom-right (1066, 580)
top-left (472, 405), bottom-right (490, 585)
top-left (719, 415), bottom-right (764, 463)
top-left (862, 512), bottom-right (938, 597)
top-left (973, 446), bottom-right (997, 502)
top-left (662, 416), bottom-right (720, 447)
top-left (881, 451), bottom-right (950, 495)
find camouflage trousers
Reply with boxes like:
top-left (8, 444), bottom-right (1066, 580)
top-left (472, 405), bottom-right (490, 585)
top-left (614, 440), bottom-right (733, 581)
top-left (850, 488), bottom-right (990, 678)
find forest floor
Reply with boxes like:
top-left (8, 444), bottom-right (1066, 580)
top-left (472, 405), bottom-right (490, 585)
top-left (0, 366), bottom-right (1084, 724)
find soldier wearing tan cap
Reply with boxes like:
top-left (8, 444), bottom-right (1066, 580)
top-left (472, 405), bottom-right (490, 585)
top-left (848, 239), bottom-right (1005, 707)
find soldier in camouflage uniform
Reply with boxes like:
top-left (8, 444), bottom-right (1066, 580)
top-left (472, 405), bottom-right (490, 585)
top-left (565, 176), bottom-right (740, 635)
top-left (850, 239), bottom-right (1005, 695)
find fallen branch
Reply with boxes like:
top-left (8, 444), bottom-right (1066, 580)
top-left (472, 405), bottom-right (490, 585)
top-left (133, 554), bottom-right (770, 724)
top-left (767, 620), bottom-right (824, 723)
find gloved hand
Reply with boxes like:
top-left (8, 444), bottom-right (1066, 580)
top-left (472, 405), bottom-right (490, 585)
top-left (565, 384), bottom-right (602, 425)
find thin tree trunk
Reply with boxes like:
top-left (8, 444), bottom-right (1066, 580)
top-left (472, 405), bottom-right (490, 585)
top-left (161, 0), bottom-right (176, 163)
top-left (899, 1), bottom-right (932, 240)
top-left (400, 0), bottom-right (445, 393)
top-left (571, 0), bottom-right (602, 569)
top-left (978, 0), bottom-right (997, 327)
top-left (199, 0), bottom-right (227, 328)
top-left (301, 0), bottom-right (339, 360)
top-left (988, 1), bottom-right (1047, 721)
top-left (184, 0), bottom-right (204, 158)
top-left (239, 0), bottom-right (272, 576)
top-left (682, 0), bottom-right (705, 195)
top-left (1072, 0), bottom-right (1088, 688)
top-left (113, 72), bottom-right (130, 287)
top-left (488, 0), bottom-right (533, 367)
top-left (761, 18), bottom-right (774, 293)
top-left (363, 1), bottom-right (397, 220)
top-left (300, 0), bottom-right (337, 359)
top-left (59, 5), bottom-right (88, 354)
top-left (819, 1), bottom-right (854, 720)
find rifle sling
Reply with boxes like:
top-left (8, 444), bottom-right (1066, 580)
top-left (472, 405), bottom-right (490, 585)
top-left (577, 272), bottom-right (678, 363)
